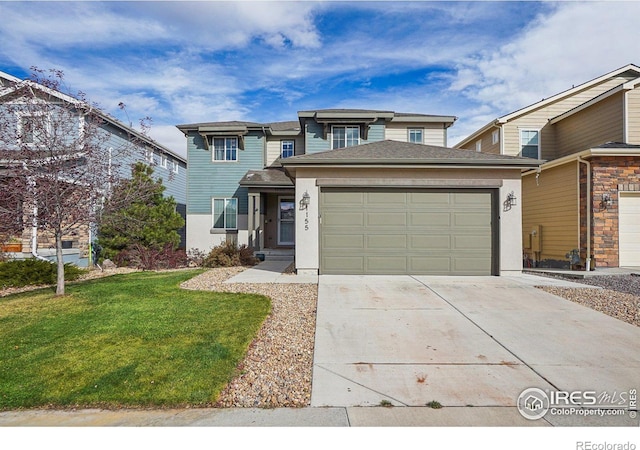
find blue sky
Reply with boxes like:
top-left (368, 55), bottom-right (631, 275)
top-left (1, 1), bottom-right (639, 157)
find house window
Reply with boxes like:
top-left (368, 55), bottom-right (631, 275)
top-left (19, 115), bottom-right (47, 145)
top-left (212, 198), bottom-right (237, 230)
top-left (160, 154), bottom-right (168, 168)
top-left (332, 125), bottom-right (359, 149)
top-left (520, 130), bottom-right (540, 159)
top-left (408, 128), bottom-right (423, 144)
top-left (145, 149), bottom-right (154, 164)
top-left (172, 160), bottom-right (179, 174)
top-left (475, 139), bottom-right (482, 152)
top-left (281, 140), bottom-right (294, 159)
top-left (492, 129), bottom-right (500, 145)
top-left (213, 137), bottom-right (238, 162)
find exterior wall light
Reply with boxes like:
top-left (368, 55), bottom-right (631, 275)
top-left (503, 191), bottom-right (517, 211)
top-left (600, 194), bottom-right (612, 210)
top-left (299, 190), bottom-right (310, 210)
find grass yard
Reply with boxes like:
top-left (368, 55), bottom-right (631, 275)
top-left (0, 270), bottom-right (271, 410)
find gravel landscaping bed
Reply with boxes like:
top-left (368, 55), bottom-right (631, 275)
top-left (534, 274), bottom-right (640, 327)
top-left (180, 267), bottom-right (317, 408)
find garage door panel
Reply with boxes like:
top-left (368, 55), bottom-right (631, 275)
top-left (366, 192), bottom-right (407, 205)
top-left (410, 256), bottom-right (452, 273)
top-left (323, 211), bottom-right (364, 226)
top-left (322, 192), bottom-right (364, 206)
top-left (321, 189), bottom-right (495, 275)
top-left (366, 234), bottom-right (407, 249)
top-left (411, 235), bottom-right (452, 249)
top-left (454, 235), bottom-right (492, 250)
top-left (366, 256), bottom-right (407, 272)
top-left (322, 256), bottom-right (364, 272)
top-left (323, 234), bottom-right (365, 250)
top-left (367, 212), bottom-right (407, 226)
top-left (454, 192), bottom-right (491, 206)
top-left (453, 212), bottom-right (491, 227)
top-left (409, 192), bottom-right (452, 205)
top-left (410, 212), bottom-right (451, 226)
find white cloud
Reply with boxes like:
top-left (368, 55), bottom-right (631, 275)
top-left (450, 2), bottom-right (640, 114)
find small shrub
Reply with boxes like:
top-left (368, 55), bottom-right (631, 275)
top-left (115, 244), bottom-right (188, 270)
top-left (426, 400), bottom-right (442, 409)
top-left (201, 242), bottom-right (258, 268)
top-left (379, 400), bottom-right (393, 407)
top-left (0, 259), bottom-right (86, 288)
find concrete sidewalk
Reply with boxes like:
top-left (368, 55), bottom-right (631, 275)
top-left (0, 406), bottom-right (549, 426)
top-left (224, 259), bottom-right (318, 284)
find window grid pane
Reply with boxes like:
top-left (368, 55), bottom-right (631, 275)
top-left (409, 129), bottom-right (423, 144)
top-left (225, 198), bottom-right (237, 229)
top-left (213, 199), bottom-right (225, 228)
top-left (332, 127), bottom-right (345, 149)
top-left (346, 126), bottom-right (359, 147)
top-left (281, 140), bottom-right (294, 158)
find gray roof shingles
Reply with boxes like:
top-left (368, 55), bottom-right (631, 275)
top-left (280, 140), bottom-right (542, 166)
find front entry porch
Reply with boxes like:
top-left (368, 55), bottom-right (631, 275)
top-left (241, 167), bottom-right (296, 253)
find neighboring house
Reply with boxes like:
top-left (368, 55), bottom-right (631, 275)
top-left (455, 64), bottom-right (640, 269)
top-left (0, 70), bottom-right (187, 266)
top-left (179, 109), bottom-right (540, 275)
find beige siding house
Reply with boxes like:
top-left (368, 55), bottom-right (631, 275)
top-left (456, 64), bottom-right (640, 269)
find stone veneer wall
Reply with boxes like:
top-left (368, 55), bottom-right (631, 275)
top-left (581, 156), bottom-right (640, 268)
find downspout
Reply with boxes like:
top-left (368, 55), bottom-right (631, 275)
top-left (577, 156), bottom-right (591, 271)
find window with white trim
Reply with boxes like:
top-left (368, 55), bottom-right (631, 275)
top-left (18, 114), bottom-right (48, 146)
top-left (172, 160), bottom-right (179, 174)
top-left (520, 129), bottom-right (540, 159)
top-left (332, 125), bottom-right (359, 149)
top-left (492, 129), bottom-right (500, 145)
top-left (212, 198), bottom-right (237, 230)
top-left (145, 149), bottom-right (154, 164)
top-left (408, 128), bottom-right (423, 144)
top-left (213, 137), bottom-right (238, 161)
top-left (160, 154), bottom-right (168, 168)
top-left (475, 139), bottom-right (482, 152)
top-left (281, 140), bottom-right (294, 159)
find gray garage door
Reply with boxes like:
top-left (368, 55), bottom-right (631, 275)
top-left (320, 188), bottom-right (495, 275)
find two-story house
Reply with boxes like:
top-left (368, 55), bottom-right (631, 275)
top-left (179, 109), bottom-right (540, 276)
top-left (456, 64), bottom-right (640, 269)
top-left (0, 70), bottom-right (187, 266)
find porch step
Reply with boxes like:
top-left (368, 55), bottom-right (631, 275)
top-left (255, 249), bottom-right (294, 261)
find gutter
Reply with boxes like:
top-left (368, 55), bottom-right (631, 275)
top-left (577, 156), bottom-right (591, 271)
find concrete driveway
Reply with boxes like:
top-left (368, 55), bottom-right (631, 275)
top-left (311, 275), bottom-right (640, 424)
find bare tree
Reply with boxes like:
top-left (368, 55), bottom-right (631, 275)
top-left (0, 68), bottom-right (149, 295)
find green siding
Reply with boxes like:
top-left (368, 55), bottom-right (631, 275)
top-left (186, 130), bottom-right (264, 215)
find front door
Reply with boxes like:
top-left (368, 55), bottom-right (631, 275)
top-left (278, 197), bottom-right (295, 245)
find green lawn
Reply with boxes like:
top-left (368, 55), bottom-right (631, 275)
top-left (0, 270), bottom-right (271, 410)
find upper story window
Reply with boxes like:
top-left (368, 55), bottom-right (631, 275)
top-left (213, 137), bottom-right (238, 162)
top-left (172, 160), bottom-right (179, 174)
top-left (212, 197), bottom-right (237, 230)
top-left (145, 149), bottom-right (154, 164)
top-left (408, 128), bottom-right (423, 144)
top-left (160, 154), bottom-right (168, 169)
top-left (19, 114), bottom-right (48, 146)
top-left (281, 140), bottom-right (294, 159)
top-left (520, 129), bottom-right (540, 159)
top-left (332, 125), bottom-right (359, 149)
top-left (475, 139), bottom-right (482, 152)
top-left (492, 129), bottom-right (500, 145)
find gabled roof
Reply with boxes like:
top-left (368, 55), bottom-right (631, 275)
top-left (280, 140), bottom-right (542, 169)
top-left (0, 70), bottom-right (185, 163)
top-left (455, 63), bottom-right (640, 148)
